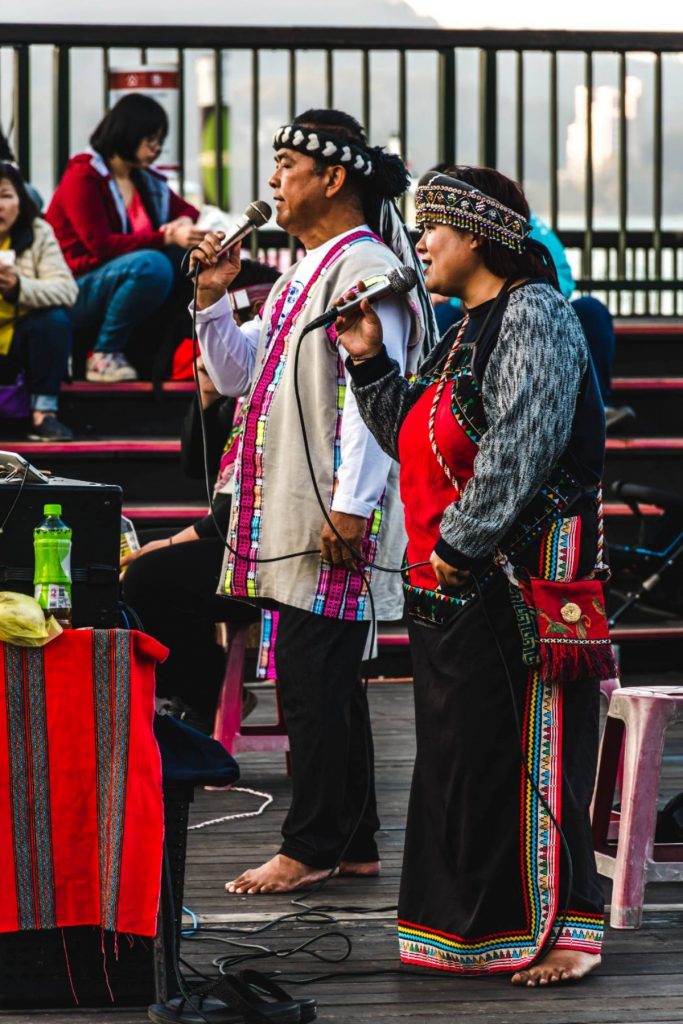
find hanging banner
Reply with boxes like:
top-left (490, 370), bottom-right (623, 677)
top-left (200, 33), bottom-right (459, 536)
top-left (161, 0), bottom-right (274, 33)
top-left (108, 67), bottom-right (180, 175)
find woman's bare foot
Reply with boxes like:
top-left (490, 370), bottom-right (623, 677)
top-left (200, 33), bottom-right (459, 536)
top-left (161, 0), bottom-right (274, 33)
top-left (225, 854), bottom-right (337, 894)
top-left (338, 860), bottom-right (381, 877)
top-left (511, 950), bottom-right (602, 987)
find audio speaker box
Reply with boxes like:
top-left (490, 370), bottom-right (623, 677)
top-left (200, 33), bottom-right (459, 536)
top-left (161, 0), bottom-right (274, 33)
top-left (0, 475), bottom-right (122, 628)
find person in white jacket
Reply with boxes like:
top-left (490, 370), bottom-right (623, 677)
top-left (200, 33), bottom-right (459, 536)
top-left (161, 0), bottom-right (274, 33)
top-left (0, 161), bottom-right (77, 441)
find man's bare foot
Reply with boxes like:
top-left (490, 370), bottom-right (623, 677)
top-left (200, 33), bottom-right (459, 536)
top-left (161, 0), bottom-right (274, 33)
top-left (511, 950), bottom-right (602, 987)
top-left (338, 860), bottom-right (381, 877)
top-left (225, 854), bottom-right (336, 894)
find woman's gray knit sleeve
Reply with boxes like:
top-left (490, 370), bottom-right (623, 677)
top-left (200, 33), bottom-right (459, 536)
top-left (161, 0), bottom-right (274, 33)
top-left (439, 286), bottom-right (588, 559)
top-left (349, 354), bottom-right (423, 461)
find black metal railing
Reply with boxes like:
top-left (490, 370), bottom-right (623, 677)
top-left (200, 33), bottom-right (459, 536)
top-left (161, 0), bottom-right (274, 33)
top-left (2, 25), bottom-right (683, 314)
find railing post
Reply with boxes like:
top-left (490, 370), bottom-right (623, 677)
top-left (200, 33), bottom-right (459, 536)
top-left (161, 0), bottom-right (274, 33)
top-left (13, 45), bottom-right (30, 174)
top-left (653, 52), bottom-right (663, 316)
top-left (582, 52), bottom-right (593, 289)
top-left (251, 48), bottom-right (260, 257)
top-left (515, 50), bottom-right (524, 186)
top-left (438, 48), bottom-right (456, 166)
top-left (398, 48), bottom-right (407, 215)
top-left (177, 48), bottom-right (185, 197)
top-left (479, 48), bottom-right (497, 168)
top-left (362, 49), bottom-right (371, 137)
top-left (214, 48), bottom-right (226, 211)
top-left (53, 46), bottom-right (71, 184)
top-left (617, 51), bottom-right (628, 316)
top-left (549, 51), bottom-right (559, 231)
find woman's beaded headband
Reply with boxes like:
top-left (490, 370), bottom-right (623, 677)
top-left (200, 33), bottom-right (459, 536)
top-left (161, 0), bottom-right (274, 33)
top-left (415, 173), bottom-right (531, 253)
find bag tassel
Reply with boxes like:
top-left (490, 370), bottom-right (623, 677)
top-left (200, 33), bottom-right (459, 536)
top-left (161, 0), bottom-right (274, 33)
top-left (538, 637), bottom-right (617, 685)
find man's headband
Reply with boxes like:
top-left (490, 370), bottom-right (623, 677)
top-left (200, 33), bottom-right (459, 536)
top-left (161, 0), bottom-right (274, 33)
top-left (273, 124), bottom-right (376, 177)
top-left (273, 123), bottom-right (412, 202)
top-left (415, 172), bottom-right (531, 253)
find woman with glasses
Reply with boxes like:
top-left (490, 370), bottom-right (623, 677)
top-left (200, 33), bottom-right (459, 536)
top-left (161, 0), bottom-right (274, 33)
top-left (47, 93), bottom-right (203, 382)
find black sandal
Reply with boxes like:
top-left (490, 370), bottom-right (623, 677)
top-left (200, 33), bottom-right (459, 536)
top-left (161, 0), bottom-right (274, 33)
top-left (147, 974), bottom-right (302, 1024)
top-left (239, 970), bottom-right (317, 1023)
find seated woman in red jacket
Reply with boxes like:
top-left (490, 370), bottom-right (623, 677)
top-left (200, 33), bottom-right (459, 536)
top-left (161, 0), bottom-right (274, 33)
top-left (46, 93), bottom-right (203, 383)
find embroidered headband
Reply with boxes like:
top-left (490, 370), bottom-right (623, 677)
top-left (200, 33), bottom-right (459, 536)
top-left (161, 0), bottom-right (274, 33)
top-left (415, 172), bottom-right (532, 254)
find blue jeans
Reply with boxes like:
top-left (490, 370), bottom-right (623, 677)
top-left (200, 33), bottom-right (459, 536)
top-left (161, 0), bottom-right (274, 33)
top-left (72, 249), bottom-right (174, 354)
top-left (0, 307), bottom-right (72, 412)
top-left (571, 296), bottom-right (615, 405)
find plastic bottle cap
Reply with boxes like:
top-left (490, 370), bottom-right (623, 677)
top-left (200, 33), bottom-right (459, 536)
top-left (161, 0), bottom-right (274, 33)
top-left (43, 503), bottom-right (62, 516)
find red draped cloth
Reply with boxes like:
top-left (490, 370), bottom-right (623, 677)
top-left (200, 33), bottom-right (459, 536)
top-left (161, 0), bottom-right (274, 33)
top-left (0, 629), bottom-right (168, 937)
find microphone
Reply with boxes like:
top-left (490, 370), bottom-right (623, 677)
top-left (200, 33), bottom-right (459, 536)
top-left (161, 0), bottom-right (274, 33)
top-left (306, 265), bottom-right (418, 332)
top-left (201, 200), bottom-right (272, 266)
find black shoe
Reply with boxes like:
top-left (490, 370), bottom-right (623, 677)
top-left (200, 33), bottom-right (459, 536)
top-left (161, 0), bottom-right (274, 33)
top-left (27, 415), bottom-right (74, 442)
top-left (147, 974), bottom-right (302, 1023)
top-left (239, 971), bottom-right (316, 1023)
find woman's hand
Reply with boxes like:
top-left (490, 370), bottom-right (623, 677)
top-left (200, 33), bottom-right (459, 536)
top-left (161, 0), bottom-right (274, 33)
top-left (119, 526), bottom-right (199, 580)
top-left (332, 280), bottom-right (384, 363)
top-left (430, 550), bottom-right (471, 590)
top-left (120, 537), bottom-right (173, 580)
top-left (164, 219), bottom-right (206, 249)
top-left (0, 265), bottom-right (19, 301)
top-left (189, 231), bottom-right (243, 309)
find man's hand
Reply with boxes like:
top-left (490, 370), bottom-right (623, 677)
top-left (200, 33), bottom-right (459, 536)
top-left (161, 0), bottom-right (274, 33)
top-left (430, 550), bottom-right (471, 590)
top-left (320, 511), bottom-right (368, 570)
top-left (0, 265), bottom-right (19, 301)
top-left (189, 231), bottom-right (243, 309)
top-left (195, 356), bottom-right (222, 409)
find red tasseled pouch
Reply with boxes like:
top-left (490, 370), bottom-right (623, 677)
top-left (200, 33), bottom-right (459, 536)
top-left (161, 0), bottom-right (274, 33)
top-left (524, 578), bottom-right (618, 684)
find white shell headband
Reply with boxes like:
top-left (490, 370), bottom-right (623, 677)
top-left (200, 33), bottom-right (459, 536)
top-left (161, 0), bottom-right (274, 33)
top-left (273, 124), bottom-right (376, 178)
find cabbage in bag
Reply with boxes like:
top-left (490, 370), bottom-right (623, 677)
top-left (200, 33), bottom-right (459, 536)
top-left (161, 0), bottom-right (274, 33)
top-left (0, 592), bottom-right (63, 647)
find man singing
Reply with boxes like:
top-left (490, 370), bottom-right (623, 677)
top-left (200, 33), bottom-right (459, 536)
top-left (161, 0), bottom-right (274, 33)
top-left (190, 109), bottom-right (432, 894)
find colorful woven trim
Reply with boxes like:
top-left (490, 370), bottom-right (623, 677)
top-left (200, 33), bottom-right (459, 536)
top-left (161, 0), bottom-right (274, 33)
top-left (92, 629), bottom-right (132, 932)
top-left (398, 669), bottom-right (563, 973)
top-left (539, 515), bottom-right (581, 581)
top-left (415, 173), bottom-right (531, 253)
top-left (550, 912), bottom-right (604, 954)
top-left (4, 645), bottom-right (56, 929)
top-left (273, 123), bottom-right (376, 178)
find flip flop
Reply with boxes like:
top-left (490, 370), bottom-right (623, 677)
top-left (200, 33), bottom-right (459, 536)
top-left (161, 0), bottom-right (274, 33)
top-left (147, 974), bottom-right (301, 1024)
top-left (238, 970), bottom-right (317, 1023)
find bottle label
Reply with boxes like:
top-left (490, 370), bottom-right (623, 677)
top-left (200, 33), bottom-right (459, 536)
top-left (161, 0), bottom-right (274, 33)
top-left (33, 536), bottom-right (72, 586)
top-left (120, 529), bottom-right (141, 560)
top-left (60, 548), bottom-right (72, 580)
top-left (34, 584), bottom-right (72, 610)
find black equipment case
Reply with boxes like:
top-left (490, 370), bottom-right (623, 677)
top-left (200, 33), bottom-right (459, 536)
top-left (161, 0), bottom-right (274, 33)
top-left (0, 474), bottom-right (121, 628)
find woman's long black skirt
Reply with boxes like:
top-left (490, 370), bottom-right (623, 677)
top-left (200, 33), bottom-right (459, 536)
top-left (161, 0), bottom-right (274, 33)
top-left (398, 573), bottom-right (605, 974)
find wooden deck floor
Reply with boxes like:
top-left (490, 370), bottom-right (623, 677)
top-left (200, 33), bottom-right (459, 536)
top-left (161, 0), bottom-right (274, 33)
top-left (5, 678), bottom-right (683, 1024)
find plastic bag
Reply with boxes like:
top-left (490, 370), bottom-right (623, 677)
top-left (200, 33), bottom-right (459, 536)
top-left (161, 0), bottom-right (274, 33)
top-left (0, 591), bottom-right (63, 647)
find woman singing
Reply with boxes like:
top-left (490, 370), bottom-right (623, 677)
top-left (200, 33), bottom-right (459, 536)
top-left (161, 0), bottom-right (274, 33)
top-left (335, 167), bottom-right (612, 986)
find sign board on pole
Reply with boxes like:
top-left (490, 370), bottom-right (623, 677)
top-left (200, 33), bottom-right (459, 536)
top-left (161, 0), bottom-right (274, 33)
top-left (108, 67), bottom-right (179, 176)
